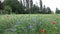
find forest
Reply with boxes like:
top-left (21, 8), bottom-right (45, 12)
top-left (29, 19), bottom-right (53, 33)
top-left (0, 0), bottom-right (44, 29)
top-left (0, 0), bottom-right (60, 14)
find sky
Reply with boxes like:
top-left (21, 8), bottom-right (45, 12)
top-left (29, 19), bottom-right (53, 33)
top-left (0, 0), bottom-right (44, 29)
top-left (1, 0), bottom-right (60, 12)
top-left (33, 0), bottom-right (60, 12)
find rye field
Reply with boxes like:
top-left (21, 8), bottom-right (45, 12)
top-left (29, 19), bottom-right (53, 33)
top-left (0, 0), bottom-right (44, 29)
top-left (0, 14), bottom-right (60, 34)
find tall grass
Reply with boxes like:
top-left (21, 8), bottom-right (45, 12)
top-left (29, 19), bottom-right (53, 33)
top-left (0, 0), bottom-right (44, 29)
top-left (0, 14), bottom-right (60, 34)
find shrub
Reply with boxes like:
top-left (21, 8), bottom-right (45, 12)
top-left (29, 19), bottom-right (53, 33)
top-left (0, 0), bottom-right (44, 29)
top-left (4, 6), bottom-right (12, 14)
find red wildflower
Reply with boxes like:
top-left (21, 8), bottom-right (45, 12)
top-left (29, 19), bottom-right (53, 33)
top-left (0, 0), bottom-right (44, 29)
top-left (5, 15), bottom-right (9, 19)
top-left (7, 16), bottom-right (9, 17)
top-left (52, 21), bottom-right (56, 25)
top-left (41, 29), bottom-right (45, 33)
top-left (36, 15), bottom-right (40, 18)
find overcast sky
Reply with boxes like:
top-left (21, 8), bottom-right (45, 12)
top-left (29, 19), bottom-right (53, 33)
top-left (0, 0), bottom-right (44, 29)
top-left (1, 0), bottom-right (60, 12)
top-left (33, 0), bottom-right (60, 12)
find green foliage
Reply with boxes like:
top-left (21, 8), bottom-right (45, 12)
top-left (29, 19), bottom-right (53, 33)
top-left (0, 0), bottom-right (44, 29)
top-left (0, 6), bottom-right (12, 14)
top-left (56, 8), bottom-right (60, 14)
top-left (0, 10), bottom-right (9, 14)
top-left (4, 6), bottom-right (12, 14)
top-left (31, 5), bottom-right (40, 14)
top-left (0, 0), bottom-right (53, 14)
top-left (42, 5), bottom-right (47, 14)
top-left (25, 5), bottom-right (40, 14)
top-left (26, 0), bottom-right (29, 9)
top-left (0, 14), bottom-right (60, 34)
top-left (46, 7), bottom-right (52, 14)
top-left (3, 0), bottom-right (25, 14)
top-left (39, 5), bottom-right (52, 14)
top-left (0, 1), bottom-right (4, 10)
top-left (40, 0), bottom-right (43, 11)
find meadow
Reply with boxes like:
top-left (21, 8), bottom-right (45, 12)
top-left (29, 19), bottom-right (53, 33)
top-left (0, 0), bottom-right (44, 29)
top-left (0, 14), bottom-right (60, 34)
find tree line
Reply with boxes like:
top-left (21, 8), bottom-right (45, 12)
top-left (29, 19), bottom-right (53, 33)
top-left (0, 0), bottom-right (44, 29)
top-left (0, 0), bottom-right (60, 14)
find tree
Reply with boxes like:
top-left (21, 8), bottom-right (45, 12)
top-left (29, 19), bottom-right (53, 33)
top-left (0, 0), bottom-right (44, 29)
top-left (46, 7), bottom-right (52, 14)
top-left (56, 8), bottom-right (60, 14)
top-left (3, 0), bottom-right (25, 14)
top-left (4, 5), bottom-right (12, 14)
top-left (31, 4), bottom-right (40, 14)
top-left (20, 0), bottom-right (22, 3)
top-left (42, 5), bottom-right (47, 14)
top-left (23, 0), bottom-right (26, 6)
top-left (29, 0), bottom-right (33, 13)
top-left (0, 1), bottom-right (4, 10)
top-left (26, 0), bottom-right (29, 9)
top-left (24, 0), bottom-right (33, 14)
top-left (39, 0), bottom-right (43, 12)
top-left (30, 0), bottom-right (33, 8)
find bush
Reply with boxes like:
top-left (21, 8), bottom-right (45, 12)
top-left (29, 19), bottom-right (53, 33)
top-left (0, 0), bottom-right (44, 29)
top-left (4, 6), bottom-right (12, 14)
top-left (0, 10), bottom-right (7, 14)
top-left (0, 6), bottom-right (12, 14)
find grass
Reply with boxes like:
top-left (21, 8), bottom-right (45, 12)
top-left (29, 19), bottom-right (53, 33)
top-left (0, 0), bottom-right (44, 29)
top-left (0, 14), bottom-right (60, 34)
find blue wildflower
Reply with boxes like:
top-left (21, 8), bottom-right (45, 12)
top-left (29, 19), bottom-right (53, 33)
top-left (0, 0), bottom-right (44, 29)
top-left (16, 20), bottom-right (22, 25)
top-left (10, 28), bottom-right (16, 32)
top-left (20, 18), bottom-right (23, 21)
top-left (46, 18), bottom-right (51, 22)
top-left (26, 21), bottom-right (30, 25)
top-left (40, 21), bottom-right (42, 24)
top-left (29, 25), bottom-right (33, 29)
top-left (32, 17), bottom-right (37, 23)
top-left (22, 27), bottom-right (28, 32)
top-left (22, 27), bottom-right (25, 30)
top-left (0, 29), bottom-right (3, 32)
top-left (23, 17), bottom-right (26, 20)
top-left (5, 27), bottom-right (16, 32)
top-left (5, 29), bottom-right (10, 32)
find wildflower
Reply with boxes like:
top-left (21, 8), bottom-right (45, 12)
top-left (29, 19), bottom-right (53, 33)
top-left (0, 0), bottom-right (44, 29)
top-left (5, 28), bottom-right (16, 32)
top-left (40, 21), bottom-right (42, 25)
top-left (32, 17), bottom-right (36, 22)
top-left (36, 15), bottom-right (40, 19)
top-left (5, 29), bottom-right (10, 32)
top-left (27, 22), bottom-right (30, 25)
top-left (5, 16), bottom-right (9, 19)
top-left (36, 15), bottom-right (38, 18)
top-left (39, 20), bottom-right (43, 25)
top-left (16, 19), bottom-right (23, 25)
top-left (23, 17), bottom-right (26, 20)
top-left (22, 27), bottom-right (28, 32)
top-left (0, 29), bottom-right (3, 32)
top-left (29, 25), bottom-right (33, 29)
top-left (11, 29), bottom-right (16, 32)
top-left (20, 18), bottom-right (23, 21)
top-left (52, 21), bottom-right (56, 25)
top-left (17, 20), bottom-right (22, 25)
top-left (22, 27), bottom-right (25, 30)
top-left (5, 15), bottom-right (9, 19)
top-left (41, 29), bottom-right (45, 33)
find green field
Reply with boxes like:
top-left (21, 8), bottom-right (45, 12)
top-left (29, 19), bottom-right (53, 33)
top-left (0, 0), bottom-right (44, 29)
top-left (0, 14), bottom-right (60, 34)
